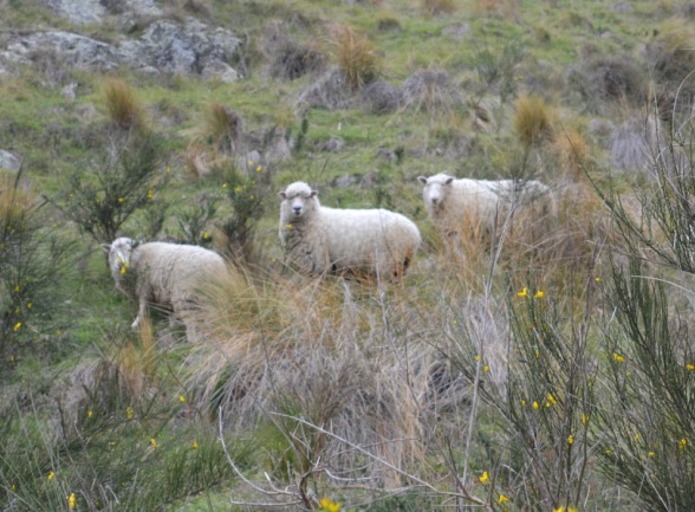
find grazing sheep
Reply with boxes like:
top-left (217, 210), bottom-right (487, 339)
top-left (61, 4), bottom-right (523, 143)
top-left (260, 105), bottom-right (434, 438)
top-left (102, 237), bottom-right (227, 340)
top-left (278, 181), bottom-right (421, 281)
top-left (418, 172), bottom-right (554, 243)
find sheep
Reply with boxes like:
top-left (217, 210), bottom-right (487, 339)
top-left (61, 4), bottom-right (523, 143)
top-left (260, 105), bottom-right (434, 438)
top-left (278, 181), bottom-right (421, 281)
top-left (418, 172), bottom-right (554, 246)
top-left (101, 237), bottom-right (227, 340)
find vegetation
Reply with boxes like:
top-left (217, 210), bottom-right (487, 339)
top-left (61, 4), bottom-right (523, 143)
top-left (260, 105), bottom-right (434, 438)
top-left (0, 1), bottom-right (694, 511)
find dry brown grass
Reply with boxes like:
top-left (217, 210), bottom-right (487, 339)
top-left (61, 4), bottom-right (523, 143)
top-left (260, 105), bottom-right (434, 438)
top-left (0, 172), bottom-right (35, 226)
top-left (551, 127), bottom-right (590, 181)
top-left (101, 78), bottom-right (145, 131)
top-left (184, 268), bottom-right (472, 486)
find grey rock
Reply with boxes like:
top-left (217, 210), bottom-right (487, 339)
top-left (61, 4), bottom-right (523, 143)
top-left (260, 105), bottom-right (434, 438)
top-left (0, 150), bottom-right (23, 172)
top-left (3, 31), bottom-right (121, 71)
top-left (119, 18), bottom-right (243, 81)
top-left (0, 18), bottom-right (243, 82)
top-left (36, 0), bottom-right (161, 25)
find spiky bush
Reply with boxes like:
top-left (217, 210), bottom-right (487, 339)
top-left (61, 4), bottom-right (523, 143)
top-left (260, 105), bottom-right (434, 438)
top-left (594, 256), bottom-right (695, 511)
top-left (0, 170), bottom-right (71, 367)
top-left (0, 326), bottom-right (249, 511)
top-left (214, 157), bottom-right (272, 265)
top-left (53, 129), bottom-right (170, 244)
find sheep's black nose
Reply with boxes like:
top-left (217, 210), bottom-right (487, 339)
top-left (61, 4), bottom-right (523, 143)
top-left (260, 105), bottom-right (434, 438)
top-left (293, 206), bottom-right (302, 214)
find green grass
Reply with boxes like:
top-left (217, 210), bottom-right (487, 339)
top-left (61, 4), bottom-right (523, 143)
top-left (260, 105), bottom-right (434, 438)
top-left (1, 0), bottom-right (694, 510)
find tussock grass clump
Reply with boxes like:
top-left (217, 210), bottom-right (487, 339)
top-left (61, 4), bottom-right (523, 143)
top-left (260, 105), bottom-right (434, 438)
top-left (203, 103), bottom-right (245, 153)
top-left (271, 41), bottom-right (326, 81)
top-left (185, 272), bottom-right (467, 494)
top-left (583, 55), bottom-right (647, 106)
top-left (329, 24), bottom-right (380, 90)
top-left (421, 0), bottom-right (457, 16)
top-left (101, 78), bottom-right (145, 131)
top-left (513, 94), bottom-right (553, 148)
top-left (400, 69), bottom-right (462, 116)
top-left (645, 19), bottom-right (695, 99)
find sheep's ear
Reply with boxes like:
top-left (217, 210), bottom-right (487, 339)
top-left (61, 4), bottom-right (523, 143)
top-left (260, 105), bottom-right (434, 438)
top-left (417, 176), bottom-right (428, 184)
top-left (279, 191), bottom-right (287, 199)
top-left (311, 189), bottom-right (318, 197)
top-left (131, 239), bottom-right (141, 249)
top-left (445, 177), bottom-right (454, 185)
top-left (101, 243), bottom-right (111, 254)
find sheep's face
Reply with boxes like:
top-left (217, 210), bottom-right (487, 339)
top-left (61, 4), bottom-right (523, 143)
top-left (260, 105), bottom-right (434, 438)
top-left (102, 237), bottom-right (136, 280)
top-left (279, 182), bottom-right (319, 221)
top-left (419, 174), bottom-right (455, 212)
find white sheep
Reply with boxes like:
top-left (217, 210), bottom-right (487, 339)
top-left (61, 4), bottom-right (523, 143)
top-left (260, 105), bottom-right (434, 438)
top-left (278, 181), bottom-right (421, 281)
top-left (418, 172), bottom-right (554, 243)
top-left (101, 237), bottom-right (227, 339)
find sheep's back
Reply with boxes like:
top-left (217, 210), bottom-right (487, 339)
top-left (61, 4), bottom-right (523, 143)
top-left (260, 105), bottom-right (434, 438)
top-left (318, 207), bottom-right (420, 269)
top-left (132, 243), bottom-right (226, 306)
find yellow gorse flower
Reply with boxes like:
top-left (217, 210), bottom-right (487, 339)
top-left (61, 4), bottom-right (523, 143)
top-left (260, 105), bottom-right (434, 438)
top-left (192, 440), bottom-right (199, 449)
top-left (679, 438), bottom-right (688, 451)
top-left (553, 507), bottom-right (578, 512)
top-left (686, 363), bottom-right (695, 371)
top-left (580, 413), bottom-right (590, 425)
top-left (517, 286), bottom-right (528, 298)
top-left (318, 497), bottom-right (341, 512)
top-left (613, 352), bottom-right (625, 363)
top-left (648, 451), bottom-right (656, 458)
top-left (545, 393), bottom-right (557, 408)
top-left (534, 289), bottom-right (544, 298)
top-left (13, 322), bottom-right (21, 332)
top-left (178, 394), bottom-right (186, 404)
top-left (498, 494), bottom-right (510, 504)
top-left (126, 406), bottom-right (134, 420)
top-left (479, 471), bottom-right (489, 484)
top-left (482, 364), bottom-right (490, 373)
top-left (67, 492), bottom-right (77, 510)
top-left (532, 401), bottom-right (540, 410)
top-left (567, 434), bottom-right (575, 446)
top-left (150, 437), bottom-right (158, 450)
top-left (47, 471), bottom-right (55, 481)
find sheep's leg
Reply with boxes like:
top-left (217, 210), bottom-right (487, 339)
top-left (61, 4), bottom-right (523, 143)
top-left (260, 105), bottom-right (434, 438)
top-left (132, 299), bottom-right (148, 330)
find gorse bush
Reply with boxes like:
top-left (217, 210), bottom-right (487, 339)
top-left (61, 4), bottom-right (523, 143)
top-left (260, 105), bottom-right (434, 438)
top-left (53, 129), bottom-right (170, 244)
top-left (0, 170), bottom-right (71, 369)
top-left (595, 255), bottom-right (694, 511)
top-left (215, 156), bottom-right (272, 264)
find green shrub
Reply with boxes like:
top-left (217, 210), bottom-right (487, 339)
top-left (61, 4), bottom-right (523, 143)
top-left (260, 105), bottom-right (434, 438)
top-left (52, 129), bottom-right (170, 244)
top-left (0, 170), bottom-right (72, 369)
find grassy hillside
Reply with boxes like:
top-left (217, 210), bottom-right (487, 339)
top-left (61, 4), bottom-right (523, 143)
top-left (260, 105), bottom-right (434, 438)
top-left (1, 0), bottom-right (694, 511)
